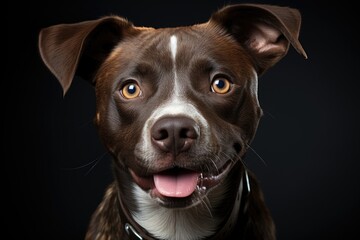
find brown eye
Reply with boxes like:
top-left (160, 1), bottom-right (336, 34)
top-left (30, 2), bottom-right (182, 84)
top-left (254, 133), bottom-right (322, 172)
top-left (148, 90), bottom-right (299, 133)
top-left (121, 82), bottom-right (141, 99)
top-left (211, 78), bottom-right (232, 94)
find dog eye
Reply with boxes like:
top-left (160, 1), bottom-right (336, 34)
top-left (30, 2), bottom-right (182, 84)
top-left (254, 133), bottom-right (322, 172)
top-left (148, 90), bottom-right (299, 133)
top-left (120, 82), bottom-right (141, 99)
top-left (211, 78), bottom-right (232, 94)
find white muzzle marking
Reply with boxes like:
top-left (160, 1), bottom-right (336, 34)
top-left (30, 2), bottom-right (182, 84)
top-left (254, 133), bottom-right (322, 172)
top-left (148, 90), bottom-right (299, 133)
top-left (137, 35), bottom-right (210, 162)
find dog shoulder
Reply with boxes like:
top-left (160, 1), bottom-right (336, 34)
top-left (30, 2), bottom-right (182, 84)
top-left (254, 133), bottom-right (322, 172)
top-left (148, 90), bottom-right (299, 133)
top-left (241, 171), bottom-right (276, 240)
top-left (85, 182), bottom-right (124, 240)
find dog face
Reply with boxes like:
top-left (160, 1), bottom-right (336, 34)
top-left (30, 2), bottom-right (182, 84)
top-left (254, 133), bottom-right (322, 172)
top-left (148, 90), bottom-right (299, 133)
top-left (39, 3), bottom-right (306, 239)
top-left (94, 24), bottom-right (264, 207)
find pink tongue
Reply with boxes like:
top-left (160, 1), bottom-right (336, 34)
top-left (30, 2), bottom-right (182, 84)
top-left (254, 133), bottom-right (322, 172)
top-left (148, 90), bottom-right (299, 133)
top-left (154, 170), bottom-right (200, 198)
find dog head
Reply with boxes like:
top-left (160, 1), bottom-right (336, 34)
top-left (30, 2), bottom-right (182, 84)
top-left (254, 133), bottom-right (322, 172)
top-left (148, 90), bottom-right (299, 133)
top-left (39, 3), bottom-right (306, 237)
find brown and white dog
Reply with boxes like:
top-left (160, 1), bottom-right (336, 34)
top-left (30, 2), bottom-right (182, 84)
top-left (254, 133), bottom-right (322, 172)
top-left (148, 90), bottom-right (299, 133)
top-left (38, 3), bottom-right (307, 240)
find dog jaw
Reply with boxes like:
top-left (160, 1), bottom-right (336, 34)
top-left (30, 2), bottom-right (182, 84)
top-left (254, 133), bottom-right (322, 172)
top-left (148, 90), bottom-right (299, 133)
top-left (130, 166), bottom-right (237, 240)
top-left (131, 183), bottom-right (221, 240)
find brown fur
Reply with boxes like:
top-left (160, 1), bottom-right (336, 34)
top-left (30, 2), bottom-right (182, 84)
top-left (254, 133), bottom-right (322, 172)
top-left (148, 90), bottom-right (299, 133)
top-left (38, 4), bottom-right (306, 240)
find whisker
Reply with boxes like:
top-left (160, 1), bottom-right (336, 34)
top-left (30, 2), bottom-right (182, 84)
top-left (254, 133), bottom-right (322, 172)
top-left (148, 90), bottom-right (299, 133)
top-left (85, 152), bottom-right (108, 176)
top-left (246, 144), bottom-right (267, 166)
top-left (219, 151), bottom-right (234, 163)
top-left (230, 152), bottom-right (245, 166)
top-left (199, 195), bottom-right (213, 218)
top-left (208, 155), bottom-right (220, 174)
top-left (61, 152), bottom-right (109, 174)
top-left (263, 110), bottom-right (276, 120)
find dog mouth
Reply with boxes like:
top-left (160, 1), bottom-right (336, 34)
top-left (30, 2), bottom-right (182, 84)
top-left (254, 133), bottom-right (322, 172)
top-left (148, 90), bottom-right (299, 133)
top-left (129, 161), bottom-right (232, 208)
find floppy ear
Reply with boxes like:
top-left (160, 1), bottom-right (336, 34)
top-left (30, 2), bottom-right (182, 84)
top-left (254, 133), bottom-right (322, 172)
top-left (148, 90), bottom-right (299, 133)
top-left (210, 3), bottom-right (307, 75)
top-left (38, 16), bottom-right (140, 95)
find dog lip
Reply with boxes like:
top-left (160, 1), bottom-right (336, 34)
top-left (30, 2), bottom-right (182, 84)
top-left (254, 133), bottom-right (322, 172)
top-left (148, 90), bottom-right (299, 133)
top-left (129, 160), bottom-right (233, 206)
top-left (153, 160), bottom-right (234, 208)
top-left (129, 166), bottom-right (199, 192)
top-left (198, 160), bottom-right (232, 188)
top-left (129, 169), bottom-right (155, 190)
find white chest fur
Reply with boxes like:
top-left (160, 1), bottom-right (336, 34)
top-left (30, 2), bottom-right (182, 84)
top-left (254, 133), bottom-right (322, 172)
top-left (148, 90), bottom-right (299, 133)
top-left (131, 182), bottom-right (230, 240)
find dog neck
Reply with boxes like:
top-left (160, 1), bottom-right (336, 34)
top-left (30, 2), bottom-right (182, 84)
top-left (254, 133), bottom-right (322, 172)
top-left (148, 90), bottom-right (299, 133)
top-left (116, 164), bottom-right (248, 240)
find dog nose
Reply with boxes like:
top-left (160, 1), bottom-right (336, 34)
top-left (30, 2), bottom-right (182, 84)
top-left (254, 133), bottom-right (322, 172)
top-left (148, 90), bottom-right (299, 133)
top-left (151, 117), bottom-right (198, 154)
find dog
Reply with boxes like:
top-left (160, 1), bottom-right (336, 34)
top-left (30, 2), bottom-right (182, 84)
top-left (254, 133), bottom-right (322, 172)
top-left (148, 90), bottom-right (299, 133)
top-left (38, 3), bottom-right (307, 240)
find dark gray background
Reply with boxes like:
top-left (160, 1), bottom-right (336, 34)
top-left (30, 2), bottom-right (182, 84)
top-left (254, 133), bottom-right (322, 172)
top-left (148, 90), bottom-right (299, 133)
top-left (6, 0), bottom-right (360, 239)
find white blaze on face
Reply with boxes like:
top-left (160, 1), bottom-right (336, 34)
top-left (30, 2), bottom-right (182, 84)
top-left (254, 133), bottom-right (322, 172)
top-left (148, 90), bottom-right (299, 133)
top-left (169, 35), bottom-right (181, 98)
top-left (170, 35), bottom-right (177, 61)
top-left (136, 35), bottom-right (210, 162)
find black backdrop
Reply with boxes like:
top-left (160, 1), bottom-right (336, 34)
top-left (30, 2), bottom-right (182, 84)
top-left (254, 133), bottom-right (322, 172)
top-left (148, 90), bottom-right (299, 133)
top-left (6, 0), bottom-right (360, 239)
